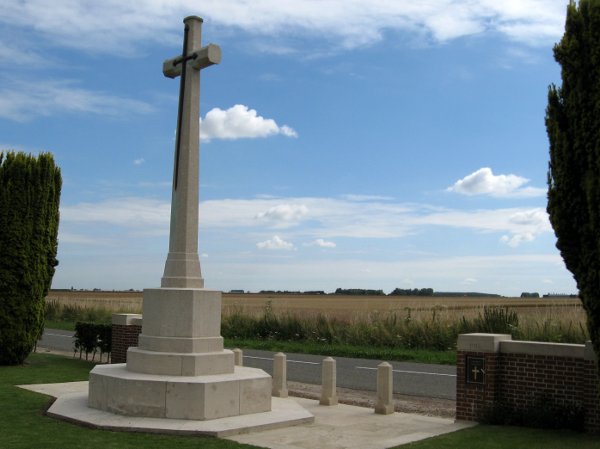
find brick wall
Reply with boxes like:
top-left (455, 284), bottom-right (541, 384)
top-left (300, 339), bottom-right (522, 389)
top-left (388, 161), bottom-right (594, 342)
top-left (456, 333), bottom-right (600, 432)
top-left (111, 314), bottom-right (142, 364)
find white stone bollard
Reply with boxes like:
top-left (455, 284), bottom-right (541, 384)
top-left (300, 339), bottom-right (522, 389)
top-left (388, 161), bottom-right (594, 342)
top-left (272, 352), bottom-right (288, 397)
top-left (320, 357), bottom-right (338, 406)
top-left (233, 348), bottom-right (243, 366)
top-left (375, 362), bottom-right (394, 414)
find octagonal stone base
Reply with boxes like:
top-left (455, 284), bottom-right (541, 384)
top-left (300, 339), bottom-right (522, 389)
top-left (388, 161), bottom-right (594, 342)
top-left (88, 363), bottom-right (271, 420)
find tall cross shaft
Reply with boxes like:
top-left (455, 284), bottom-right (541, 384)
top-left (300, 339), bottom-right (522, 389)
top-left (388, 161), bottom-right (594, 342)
top-left (161, 16), bottom-right (221, 289)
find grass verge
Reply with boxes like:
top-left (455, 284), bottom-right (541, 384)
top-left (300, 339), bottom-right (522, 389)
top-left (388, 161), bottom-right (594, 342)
top-left (399, 424), bottom-right (600, 449)
top-left (0, 353), bottom-right (261, 449)
top-left (44, 320), bottom-right (76, 331)
top-left (224, 339), bottom-right (456, 365)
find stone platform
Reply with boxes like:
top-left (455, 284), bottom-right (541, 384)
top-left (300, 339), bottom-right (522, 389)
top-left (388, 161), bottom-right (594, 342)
top-left (46, 388), bottom-right (313, 437)
top-left (22, 381), bottom-right (472, 446)
top-left (89, 363), bottom-right (272, 420)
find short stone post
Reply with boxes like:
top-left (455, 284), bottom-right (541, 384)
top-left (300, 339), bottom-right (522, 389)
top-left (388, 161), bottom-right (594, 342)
top-left (375, 362), bottom-right (394, 414)
top-left (233, 348), bottom-right (243, 366)
top-left (272, 352), bottom-right (288, 397)
top-left (320, 357), bottom-right (338, 405)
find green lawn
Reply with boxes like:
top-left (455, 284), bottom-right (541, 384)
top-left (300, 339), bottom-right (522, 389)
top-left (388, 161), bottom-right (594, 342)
top-left (0, 353), bottom-right (262, 449)
top-left (400, 425), bottom-right (600, 449)
top-left (3, 353), bottom-right (599, 449)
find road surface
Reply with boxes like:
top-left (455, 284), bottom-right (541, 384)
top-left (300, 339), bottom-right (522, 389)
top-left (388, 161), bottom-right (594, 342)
top-left (39, 329), bottom-right (456, 399)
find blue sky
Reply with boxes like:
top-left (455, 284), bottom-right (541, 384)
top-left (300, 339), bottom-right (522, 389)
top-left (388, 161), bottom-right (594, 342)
top-left (0, 1), bottom-right (578, 296)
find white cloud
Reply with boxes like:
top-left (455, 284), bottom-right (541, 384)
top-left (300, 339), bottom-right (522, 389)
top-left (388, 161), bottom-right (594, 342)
top-left (0, 1), bottom-right (566, 59)
top-left (0, 79), bottom-right (154, 122)
top-left (200, 104), bottom-right (297, 142)
top-left (133, 158), bottom-right (145, 166)
top-left (462, 277), bottom-right (478, 285)
top-left (256, 204), bottom-right (308, 225)
top-left (61, 197), bottom-right (170, 229)
top-left (501, 233), bottom-right (534, 247)
top-left (256, 235), bottom-right (295, 250)
top-left (306, 238), bottom-right (337, 248)
top-left (448, 167), bottom-right (545, 198)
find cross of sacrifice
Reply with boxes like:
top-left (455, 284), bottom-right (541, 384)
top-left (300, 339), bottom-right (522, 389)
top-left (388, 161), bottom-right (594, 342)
top-left (160, 16), bottom-right (221, 289)
top-left (163, 16), bottom-right (221, 190)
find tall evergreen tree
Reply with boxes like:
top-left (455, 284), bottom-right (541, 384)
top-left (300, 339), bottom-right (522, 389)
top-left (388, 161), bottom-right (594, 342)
top-left (546, 0), bottom-right (600, 360)
top-left (0, 152), bottom-right (62, 365)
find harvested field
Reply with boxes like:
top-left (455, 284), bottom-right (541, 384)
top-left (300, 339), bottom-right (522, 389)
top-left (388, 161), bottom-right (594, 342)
top-left (46, 290), bottom-right (584, 323)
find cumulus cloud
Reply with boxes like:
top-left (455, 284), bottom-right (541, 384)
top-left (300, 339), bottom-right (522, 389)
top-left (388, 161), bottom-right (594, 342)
top-left (133, 158), bottom-right (145, 165)
top-left (200, 104), bottom-right (297, 142)
top-left (256, 235), bottom-right (295, 250)
top-left (497, 208), bottom-right (549, 247)
top-left (448, 167), bottom-right (545, 198)
top-left (501, 233), bottom-right (534, 247)
top-left (306, 238), bottom-right (337, 248)
top-left (256, 204), bottom-right (308, 225)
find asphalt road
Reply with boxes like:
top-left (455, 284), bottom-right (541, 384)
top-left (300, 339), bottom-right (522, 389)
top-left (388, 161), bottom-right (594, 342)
top-left (39, 329), bottom-right (456, 400)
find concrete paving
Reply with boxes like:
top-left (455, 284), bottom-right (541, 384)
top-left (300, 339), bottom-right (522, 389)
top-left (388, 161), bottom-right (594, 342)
top-left (19, 381), bottom-right (475, 448)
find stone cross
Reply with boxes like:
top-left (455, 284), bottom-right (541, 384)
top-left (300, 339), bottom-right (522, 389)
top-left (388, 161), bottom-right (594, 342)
top-left (161, 16), bottom-right (221, 289)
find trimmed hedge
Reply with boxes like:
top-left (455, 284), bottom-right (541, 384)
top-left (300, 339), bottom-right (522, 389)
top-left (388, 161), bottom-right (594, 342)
top-left (74, 322), bottom-right (112, 362)
top-left (0, 152), bottom-right (61, 365)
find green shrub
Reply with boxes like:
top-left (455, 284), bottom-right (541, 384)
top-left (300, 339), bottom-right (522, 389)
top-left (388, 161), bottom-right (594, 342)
top-left (73, 322), bottom-right (111, 362)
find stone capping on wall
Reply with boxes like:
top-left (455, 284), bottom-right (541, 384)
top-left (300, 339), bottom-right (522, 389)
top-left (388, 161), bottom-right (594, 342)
top-left (457, 333), bottom-right (596, 361)
top-left (112, 313), bottom-right (142, 326)
top-left (456, 333), bottom-right (512, 353)
top-left (500, 340), bottom-right (587, 359)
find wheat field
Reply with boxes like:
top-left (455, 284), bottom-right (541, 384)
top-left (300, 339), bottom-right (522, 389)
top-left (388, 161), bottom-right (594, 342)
top-left (46, 289), bottom-right (585, 324)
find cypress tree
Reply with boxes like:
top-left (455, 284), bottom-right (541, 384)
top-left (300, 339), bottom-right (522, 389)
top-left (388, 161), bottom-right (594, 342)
top-left (0, 152), bottom-right (62, 365)
top-left (546, 0), bottom-right (600, 360)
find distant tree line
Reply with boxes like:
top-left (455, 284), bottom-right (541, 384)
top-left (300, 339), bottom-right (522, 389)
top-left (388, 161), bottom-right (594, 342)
top-left (334, 288), bottom-right (385, 296)
top-left (258, 290), bottom-right (326, 295)
top-left (389, 288), bottom-right (434, 296)
top-left (520, 292), bottom-right (540, 298)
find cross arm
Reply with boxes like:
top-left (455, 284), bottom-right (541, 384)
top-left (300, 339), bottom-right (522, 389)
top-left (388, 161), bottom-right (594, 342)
top-left (163, 43), bottom-right (222, 78)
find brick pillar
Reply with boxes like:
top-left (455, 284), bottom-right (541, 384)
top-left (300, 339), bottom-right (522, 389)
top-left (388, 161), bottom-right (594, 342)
top-left (456, 333), bottom-right (512, 422)
top-left (584, 341), bottom-right (600, 433)
top-left (111, 314), bottom-right (143, 364)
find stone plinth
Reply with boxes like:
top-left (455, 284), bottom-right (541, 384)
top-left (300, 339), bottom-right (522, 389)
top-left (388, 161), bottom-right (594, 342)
top-left (88, 363), bottom-right (271, 420)
top-left (88, 287), bottom-right (273, 421)
top-left (124, 288), bottom-right (235, 376)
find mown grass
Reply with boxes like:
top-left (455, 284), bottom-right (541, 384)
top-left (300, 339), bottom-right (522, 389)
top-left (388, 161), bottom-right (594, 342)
top-left (0, 353), bottom-right (261, 449)
top-left (399, 424), bottom-right (600, 449)
top-left (3, 353), bottom-right (600, 449)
